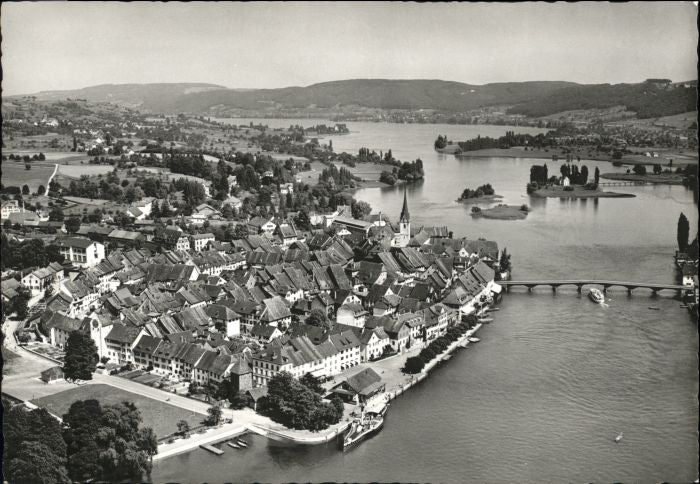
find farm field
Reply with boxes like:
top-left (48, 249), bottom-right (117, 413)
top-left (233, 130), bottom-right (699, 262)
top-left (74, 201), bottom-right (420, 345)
top-left (31, 383), bottom-right (206, 438)
top-left (57, 163), bottom-right (114, 177)
top-left (1, 159), bottom-right (55, 192)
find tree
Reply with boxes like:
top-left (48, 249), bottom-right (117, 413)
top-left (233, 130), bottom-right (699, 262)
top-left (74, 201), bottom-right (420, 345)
top-left (22, 184), bottom-right (30, 195)
top-left (63, 400), bottom-right (157, 482)
top-left (300, 372), bottom-right (324, 395)
top-left (294, 209), bottom-right (311, 230)
top-left (177, 419), bottom-right (190, 437)
top-left (306, 309), bottom-right (332, 330)
top-left (63, 331), bottom-right (98, 381)
top-left (49, 206), bottom-right (65, 221)
top-left (207, 404), bottom-right (223, 426)
top-left (403, 356), bottom-right (425, 374)
top-left (351, 200), bottom-right (372, 220)
top-left (233, 224), bottom-right (249, 239)
top-left (12, 292), bottom-right (30, 320)
top-left (37, 184), bottom-right (46, 195)
top-left (632, 164), bottom-right (647, 175)
top-left (594, 166), bottom-right (600, 185)
top-left (3, 405), bottom-right (69, 484)
top-left (65, 215), bottom-right (81, 234)
top-left (677, 213), bottom-right (690, 252)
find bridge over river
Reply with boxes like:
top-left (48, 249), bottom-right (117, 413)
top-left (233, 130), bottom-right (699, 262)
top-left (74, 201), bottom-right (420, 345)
top-left (500, 279), bottom-right (691, 295)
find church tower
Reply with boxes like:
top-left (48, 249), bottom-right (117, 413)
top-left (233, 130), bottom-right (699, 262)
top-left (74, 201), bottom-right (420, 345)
top-left (399, 187), bottom-right (410, 238)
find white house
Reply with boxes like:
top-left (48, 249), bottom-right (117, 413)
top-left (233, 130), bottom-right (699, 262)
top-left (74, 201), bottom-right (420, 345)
top-left (55, 237), bottom-right (105, 268)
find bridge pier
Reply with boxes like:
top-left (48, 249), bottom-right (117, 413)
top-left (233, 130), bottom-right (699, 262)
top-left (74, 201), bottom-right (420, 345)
top-left (552, 285), bottom-right (557, 293)
top-left (576, 285), bottom-right (582, 294)
top-left (627, 287), bottom-right (632, 295)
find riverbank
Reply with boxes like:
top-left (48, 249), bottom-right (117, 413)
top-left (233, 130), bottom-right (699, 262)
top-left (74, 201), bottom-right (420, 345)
top-left (457, 194), bottom-right (503, 204)
top-left (530, 185), bottom-right (635, 199)
top-left (600, 172), bottom-right (685, 185)
top-left (455, 146), bottom-right (612, 162)
top-left (472, 204), bottom-right (529, 220)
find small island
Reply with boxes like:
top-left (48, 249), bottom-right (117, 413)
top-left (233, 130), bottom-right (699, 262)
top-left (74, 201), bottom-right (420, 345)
top-left (457, 183), bottom-right (503, 203)
top-left (471, 204), bottom-right (530, 220)
top-left (527, 163), bottom-right (636, 199)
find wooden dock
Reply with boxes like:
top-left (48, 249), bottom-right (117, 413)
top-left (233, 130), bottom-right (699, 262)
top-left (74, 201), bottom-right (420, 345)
top-left (200, 444), bottom-right (224, 455)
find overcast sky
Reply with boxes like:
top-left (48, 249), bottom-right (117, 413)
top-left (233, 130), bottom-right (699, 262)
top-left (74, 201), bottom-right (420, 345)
top-left (1, 2), bottom-right (697, 95)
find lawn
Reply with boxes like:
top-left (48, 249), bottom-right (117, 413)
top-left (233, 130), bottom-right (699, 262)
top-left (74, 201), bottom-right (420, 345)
top-left (1, 159), bottom-right (55, 192)
top-left (32, 384), bottom-right (206, 438)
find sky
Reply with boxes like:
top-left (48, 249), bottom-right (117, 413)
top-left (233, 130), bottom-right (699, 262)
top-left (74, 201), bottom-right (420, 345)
top-left (1, 2), bottom-right (697, 95)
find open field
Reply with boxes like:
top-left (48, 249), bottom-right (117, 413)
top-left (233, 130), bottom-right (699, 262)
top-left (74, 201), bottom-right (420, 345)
top-left (57, 163), bottom-right (114, 177)
top-left (1, 159), bottom-right (55, 192)
top-left (32, 383), bottom-right (206, 438)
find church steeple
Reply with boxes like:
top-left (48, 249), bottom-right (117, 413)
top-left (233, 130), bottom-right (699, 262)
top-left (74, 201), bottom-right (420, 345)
top-left (400, 187), bottom-right (410, 223)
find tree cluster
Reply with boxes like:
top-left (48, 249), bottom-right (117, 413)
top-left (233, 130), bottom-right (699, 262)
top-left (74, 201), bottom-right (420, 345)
top-left (258, 371), bottom-right (344, 431)
top-left (459, 183), bottom-right (495, 200)
top-left (0, 234), bottom-right (63, 271)
top-left (62, 399), bottom-right (158, 482)
top-left (402, 321), bottom-right (474, 374)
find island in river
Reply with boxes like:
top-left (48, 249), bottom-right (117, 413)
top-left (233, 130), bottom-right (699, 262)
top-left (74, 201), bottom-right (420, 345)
top-left (471, 204), bottom-right (529, 220)
top-left (457, 193), bottom-right (503, 203)
top-left (457, 183), bottom-right (502, 203)
top-left (529, 185), bottom-right (635, 199)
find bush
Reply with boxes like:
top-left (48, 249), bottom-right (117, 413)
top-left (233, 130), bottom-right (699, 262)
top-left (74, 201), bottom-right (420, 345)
top-left (520, 204), bottom-right (529, 212)
top-left (563, 185), bottom-right (574, 191)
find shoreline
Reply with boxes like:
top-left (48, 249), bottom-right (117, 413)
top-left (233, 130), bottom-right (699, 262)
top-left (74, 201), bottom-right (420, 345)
top-left (153, 310), bottom-right (492, 461)
top-left (457, 194), bottom-right (504, 204)
top-left (529, 186), bottom-right (635, 199)
top-left (472, 204), bottom-right (529, 220)
top-left (600, 172), bottom-right (685, 185)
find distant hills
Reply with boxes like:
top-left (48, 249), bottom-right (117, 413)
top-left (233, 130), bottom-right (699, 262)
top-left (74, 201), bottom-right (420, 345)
top-left (18, 79), bottom-right (698, 119)
top-left (27, 83), bottom-right (227, 107)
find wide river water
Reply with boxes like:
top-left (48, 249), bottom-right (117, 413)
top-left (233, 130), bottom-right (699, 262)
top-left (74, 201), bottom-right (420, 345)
top-left (152, 120), bottom-right (698, 483)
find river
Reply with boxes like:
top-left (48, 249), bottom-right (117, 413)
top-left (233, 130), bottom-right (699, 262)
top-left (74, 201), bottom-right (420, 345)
top-left (152, 120), bottom-right (698, 483)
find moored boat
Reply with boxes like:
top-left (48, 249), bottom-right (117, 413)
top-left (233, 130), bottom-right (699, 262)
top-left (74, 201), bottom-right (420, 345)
top-left (227, 441), bottom-right (241, 449)
top-left (236, 439), bottom-right (248, 447)
top-left (341, 403), bottom-right (387, 451)
top-left (588, 288), bottom-right (605, 304)
top-left (468, 337), bottom-right (480, 343)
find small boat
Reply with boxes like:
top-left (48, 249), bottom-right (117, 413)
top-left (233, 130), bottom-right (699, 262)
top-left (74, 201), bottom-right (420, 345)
top-left (648, 306), bottom-right (660, 310)
top-left (468, 337), bottom-right (480, 343)
top-left (443, 354), bottom-right (452, 361)
top-left (588, 288), bottom-right (605, 304)
top-left (235, 439), bottom-right (248, 447)
top-left (614, 432), bottom-right (623, 443)
top-left (478, 317), bottom-right (494, 323)
top-left (227, 441), bottom-right (241, 449)
top-left (487, 307), bottom-right (500, 312)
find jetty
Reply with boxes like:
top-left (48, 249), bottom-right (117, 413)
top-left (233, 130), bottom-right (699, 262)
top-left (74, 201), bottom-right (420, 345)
top-left (200, 444), bottom-right (224, 455)
top-left (500, 279), bottom-right (690, 295)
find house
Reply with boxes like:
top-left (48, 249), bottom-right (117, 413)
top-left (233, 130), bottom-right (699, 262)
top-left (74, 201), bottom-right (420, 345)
top-left (280, 183), bottom-right (294, 195)
top-left (330, 367), bottom-right (385, 404)
top-left (21, 262), bottom-right (64, 297)
top-left (155, 225), bottom-right (190, 251)
top-left (190, 204), bottom-right (221, 226)
top-left (190, 233), bottom-right (216, 252)
top-left (205, 304), bottom-right (241, 337)
top-left (275, 222), bottom-right (300, 246)
top-left (336, 303), bottom-right (368, 328)
top-left (249, 324), bottom-right (283, 343)
top-left (331, 216), bottom-right (373, 236)
top-left (260, 296), bottom-right (292, 329)
top-left (193, 351), bottom-right (237, 386)
top-left (40, 311), bottom-right (83, 348)
top-left (104, 323), bottom-right (147, 364)
top-left (1, 200), bottom-right (22, 219)
top-left (359, 326), bottom-right (390, 361)
top-left (55, 237), bottom-right (105, 268)
top-left (107, 229), bottom-right (144, 247)
top-left (681, 263), bottom-right (698, 287)
top-left (248, 216), bottom-right (276, 235)
top-left (41, 366), bottom-right (65, 384)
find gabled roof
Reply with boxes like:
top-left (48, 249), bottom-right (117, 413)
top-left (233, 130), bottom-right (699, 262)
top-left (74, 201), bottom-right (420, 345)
top-left (261, 296), bottom-right (291, 322)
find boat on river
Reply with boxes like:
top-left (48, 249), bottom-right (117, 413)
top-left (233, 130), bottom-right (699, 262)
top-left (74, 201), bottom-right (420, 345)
top-left (614, 432), bottom-right (623, 443)
top-left (468, 337), bottom-right (480, 343)
top-left (236, 439), bottom-right (248, 447)
top-left (227, 441), bottom-right (241, 449)
top-left (341, 403), bottom-right (387, 451)
top-left (588, 288), bottom-right (605, 304)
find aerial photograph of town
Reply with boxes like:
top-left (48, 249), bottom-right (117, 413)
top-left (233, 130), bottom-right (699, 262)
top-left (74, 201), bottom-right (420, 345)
top-left (1, 2), bottom-right (697, 483)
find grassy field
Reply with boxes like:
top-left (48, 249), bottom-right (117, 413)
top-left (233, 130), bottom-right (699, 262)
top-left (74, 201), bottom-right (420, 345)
top-left (32, 384), bottom-right (206, 438)
top-left (1, 159), bottom-right (55, 192)
top-left (57, 163), bottom-right (114, 177)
